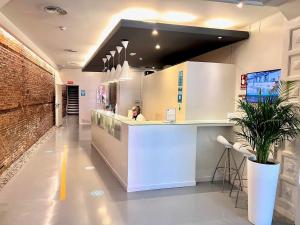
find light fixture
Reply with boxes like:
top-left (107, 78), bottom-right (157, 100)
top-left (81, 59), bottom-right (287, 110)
top-left (109, 50), bottom-right (116, 83)
top-left (102, 58), bottom-right (107, 72)
top-left (106, 54), bottom-right (111, 83)
top-left (155, 44), bottom-right (160, 50)
top-left (115, 46), bottom-right (123, 81)
top-left (129, 52), bottom-right (136, 56)
top-left (152, 29), bottom-right (158, 36)
top-left (102, 58), bottom-right (107, 84)
top-left (237, 1), bottom-right (244, 8)
top-left (218, 36), bottom-right (223, 40)
top-left (119, 40), bottom-right (132, 81)
top-left (139, 57), bottom-right (143, 61)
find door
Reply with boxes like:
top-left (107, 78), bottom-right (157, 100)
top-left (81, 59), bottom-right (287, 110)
top-left (55, 84), bottom-right (63, 127)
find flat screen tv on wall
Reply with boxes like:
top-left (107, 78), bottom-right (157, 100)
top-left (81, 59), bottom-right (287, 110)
top-left (246, 69), bottom-right (281, 103)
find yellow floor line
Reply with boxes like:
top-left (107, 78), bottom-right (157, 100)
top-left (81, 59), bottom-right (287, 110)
top-left (59, 146), bottom-right (68, 201)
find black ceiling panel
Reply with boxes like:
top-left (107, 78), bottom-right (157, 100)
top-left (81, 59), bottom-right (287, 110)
top-left (82, 19), bottom-right (249, 72)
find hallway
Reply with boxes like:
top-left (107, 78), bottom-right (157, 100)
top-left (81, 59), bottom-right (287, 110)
top-left (0, 117), bottom-right (291, 225)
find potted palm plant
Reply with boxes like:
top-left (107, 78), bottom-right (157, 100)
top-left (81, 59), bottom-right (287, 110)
top-left (231, 81), bottom-right (300, 225)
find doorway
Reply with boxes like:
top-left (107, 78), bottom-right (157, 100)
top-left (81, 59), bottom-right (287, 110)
top-left (55, 84), bottom-right (63, 127)
top-left (67, 85), bottom-right (79, 115)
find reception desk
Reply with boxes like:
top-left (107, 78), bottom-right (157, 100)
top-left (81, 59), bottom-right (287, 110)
top-left (91, 110), bottom-right (234, 192)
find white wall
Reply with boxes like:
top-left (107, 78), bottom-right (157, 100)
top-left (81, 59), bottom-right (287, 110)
top-left (142, 63), bottom-right (187, 121)
top-left (142, 61), bottom-right (235, 121)
top-left (186, 62), bottom-right (236, 120)
top-left (59, 69), bottom-right (102, 124)
top-left (193, 12), bottom-right (286, 109)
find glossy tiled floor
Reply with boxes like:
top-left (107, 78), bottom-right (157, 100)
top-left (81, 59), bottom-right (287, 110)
top-left (0, 116), bottom-right (293, 225)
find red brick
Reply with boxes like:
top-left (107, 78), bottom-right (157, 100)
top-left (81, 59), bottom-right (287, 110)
top-left (0, 37), bottom-right (55, 174)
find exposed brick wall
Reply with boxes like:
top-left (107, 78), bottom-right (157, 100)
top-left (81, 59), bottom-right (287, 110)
top-left (0, 33), bottom-right (55, 174)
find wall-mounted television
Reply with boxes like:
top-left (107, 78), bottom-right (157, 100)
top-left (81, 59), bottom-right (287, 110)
top-left (246, 69), bottom-right (281, 103)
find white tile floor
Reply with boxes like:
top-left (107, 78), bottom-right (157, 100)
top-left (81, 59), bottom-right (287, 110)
top-left (0, 116), bottom-right (293, 225)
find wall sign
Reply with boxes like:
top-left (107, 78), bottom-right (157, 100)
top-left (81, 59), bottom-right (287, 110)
top-left (177, 71), bottom-right (183, 111)
top-left (80, 89), bottom-right (86, 96)
top-left (241, 74), bottom-right (247, 90)
top-left (166, 108), bottom-right (176, 122)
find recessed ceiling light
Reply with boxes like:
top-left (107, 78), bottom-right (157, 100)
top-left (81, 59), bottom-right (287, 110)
top-left (152, 29), bottom-right (158, 36)
top-left (218, 36), bottom-right (223, 40)
top-left (155, 44), bottom-right (160, 50)
top-left (59, 26), bottom-right (66, 31)
top-left (139, 57), bottom-right (143, 61)
top-left (129, 52), bottom-right (136, 56)
top-left (237, 1), bottom-right (244, 8)
top-left (152, 66), bottom-right (155, 69)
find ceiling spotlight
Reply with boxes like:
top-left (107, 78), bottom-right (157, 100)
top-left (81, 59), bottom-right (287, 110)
top-left (237, 1), bottom-right (244, 8)
top-left (218, 36), bottom-right (223, 40)
top-left (59, 26), bottom-right (66, 31)
top-left (139, 57), bottom-right (143, 61)
top-left (129, 52), bottom-right (136, 56)
top-left (152, 29), bottom-right (158, 36)
top-left (155, 44), bottom-right (160, 50)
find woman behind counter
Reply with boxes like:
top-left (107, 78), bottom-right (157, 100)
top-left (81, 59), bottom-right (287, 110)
top-left (131, 106), bottom-right (146, 121)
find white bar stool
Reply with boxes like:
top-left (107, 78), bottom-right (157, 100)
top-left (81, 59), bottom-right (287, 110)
top-left (211, 135), bottom-right (240, 191)
top-left (230, 142), bottom-right (254, 208)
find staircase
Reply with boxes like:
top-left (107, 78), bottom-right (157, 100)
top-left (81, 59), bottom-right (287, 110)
top-left (67, 86), bottom-right (79, 115)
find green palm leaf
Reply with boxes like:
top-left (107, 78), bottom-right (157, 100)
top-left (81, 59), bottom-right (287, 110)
top-left (231, 81), bottom-right (300, 164)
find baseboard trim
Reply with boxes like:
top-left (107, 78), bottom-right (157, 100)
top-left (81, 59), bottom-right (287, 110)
top-left (91, 142), bottom-right (128, 191)
top-left (127, 181), bottom-right (196, 192)
top-left (196, 175), bottom-right (223, 182)
top-left (80, 122), bottom-right (91, 125)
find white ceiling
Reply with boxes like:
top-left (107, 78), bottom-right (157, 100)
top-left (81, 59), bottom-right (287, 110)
top-left (0, 0), bottom-right (284, 69)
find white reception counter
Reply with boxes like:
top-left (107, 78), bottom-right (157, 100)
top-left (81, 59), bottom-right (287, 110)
top-left (91, 110), bottom-right (234, 192)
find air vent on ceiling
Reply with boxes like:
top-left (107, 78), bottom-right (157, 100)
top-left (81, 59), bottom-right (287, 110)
top-left (44, 6), bottom-right (67, 16)
top-left (64, 49), bottom-right (78, 53)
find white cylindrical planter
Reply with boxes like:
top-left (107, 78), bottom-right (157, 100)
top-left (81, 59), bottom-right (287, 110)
top-left (247, 158), bottom-right (280, 225)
